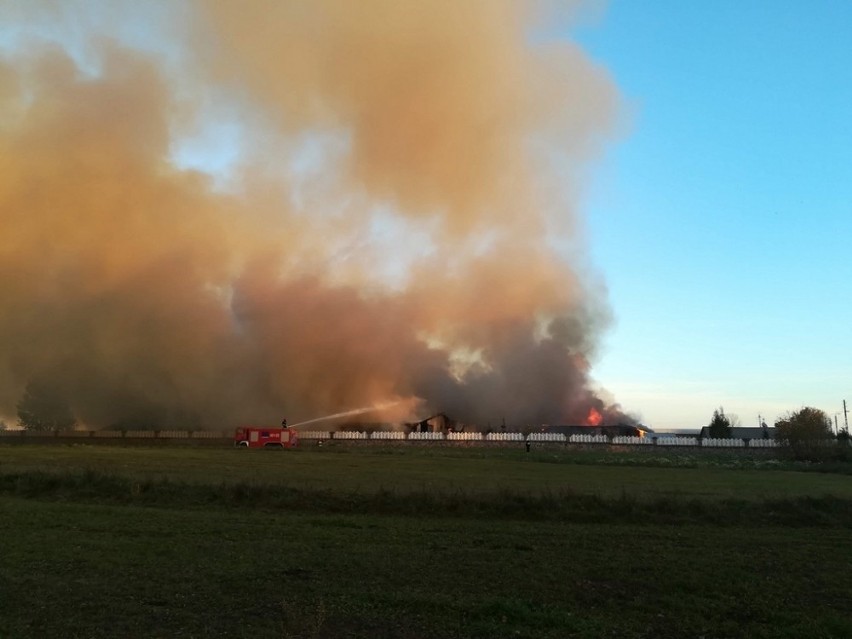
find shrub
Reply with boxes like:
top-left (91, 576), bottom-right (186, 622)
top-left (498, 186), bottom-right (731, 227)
top-left (775, 407), bottom-right (835, 461)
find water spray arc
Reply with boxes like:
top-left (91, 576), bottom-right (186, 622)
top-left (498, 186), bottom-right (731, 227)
top-left (288, 401), bottom-right (402, 428)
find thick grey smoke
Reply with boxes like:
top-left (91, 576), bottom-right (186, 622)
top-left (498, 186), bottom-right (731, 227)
top-left (0, 1), bottom-right (633, 428)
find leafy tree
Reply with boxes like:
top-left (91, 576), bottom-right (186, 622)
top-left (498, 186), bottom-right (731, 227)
top-left (16, 380), bottom-right (76, 431)
top-left (707, 407), bottom-right (732, 438)
top-left (775, 407), bottom-right (833, 461)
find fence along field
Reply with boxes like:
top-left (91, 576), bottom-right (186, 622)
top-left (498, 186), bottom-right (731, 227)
top-left (0, 428), bottom-right (797, 447)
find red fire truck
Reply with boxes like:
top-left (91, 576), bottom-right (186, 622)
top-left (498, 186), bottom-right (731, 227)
top-left (234, 426), bottom-right (299, 448)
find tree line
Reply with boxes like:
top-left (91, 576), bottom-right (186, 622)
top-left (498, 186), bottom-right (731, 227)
top-left (11, 379), bottom-right (199, 432)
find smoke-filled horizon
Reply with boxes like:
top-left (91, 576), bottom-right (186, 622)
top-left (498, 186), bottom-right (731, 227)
top-left (0, 1), bottom-right (637, 429)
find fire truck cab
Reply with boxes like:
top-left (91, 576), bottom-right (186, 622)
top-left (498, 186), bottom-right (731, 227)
top-left (234, 426), bottom-right (299, 449)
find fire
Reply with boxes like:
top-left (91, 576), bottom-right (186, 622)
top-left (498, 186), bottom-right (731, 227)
top-left (585, 407), bottom-right (603, 426)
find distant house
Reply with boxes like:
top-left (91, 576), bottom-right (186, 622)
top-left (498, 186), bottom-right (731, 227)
top-left (699, 426), bottom-right (775, 440)
top-left (408, 413), bottom-right (455, 433)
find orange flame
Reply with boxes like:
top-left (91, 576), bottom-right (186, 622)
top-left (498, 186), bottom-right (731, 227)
top-left (585, 407), bottom-right (603, 426)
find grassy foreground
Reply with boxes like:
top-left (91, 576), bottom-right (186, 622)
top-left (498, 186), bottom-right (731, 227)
top-left (1, 443), bottom-right (851, 638)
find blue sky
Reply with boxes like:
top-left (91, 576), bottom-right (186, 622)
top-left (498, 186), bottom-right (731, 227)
top-left (571, 1), bottom-right (852, 429)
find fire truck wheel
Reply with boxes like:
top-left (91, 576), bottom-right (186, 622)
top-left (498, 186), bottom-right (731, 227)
top-left (237, 441), bottom-right (248, 447)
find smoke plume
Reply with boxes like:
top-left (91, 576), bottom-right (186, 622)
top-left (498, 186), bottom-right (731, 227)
top-left (0, 1), bottom-right (632, 428)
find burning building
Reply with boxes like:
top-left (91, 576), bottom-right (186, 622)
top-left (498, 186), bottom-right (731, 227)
top-left (542, 424), bottom-right (650, 439)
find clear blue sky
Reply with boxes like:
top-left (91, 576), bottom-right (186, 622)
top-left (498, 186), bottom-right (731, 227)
top-left (571, 1), bottom-right (852, 430)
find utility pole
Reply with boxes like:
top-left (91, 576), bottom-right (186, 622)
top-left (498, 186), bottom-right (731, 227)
top-left (844, 400), bottom-right (849, 430)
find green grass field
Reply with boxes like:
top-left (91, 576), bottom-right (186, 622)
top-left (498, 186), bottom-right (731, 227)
top-left (1, 443), bottom-right (851, 638)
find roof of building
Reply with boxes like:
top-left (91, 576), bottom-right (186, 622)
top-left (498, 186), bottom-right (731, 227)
top-left (699, 426), bottom-right (776, 439)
